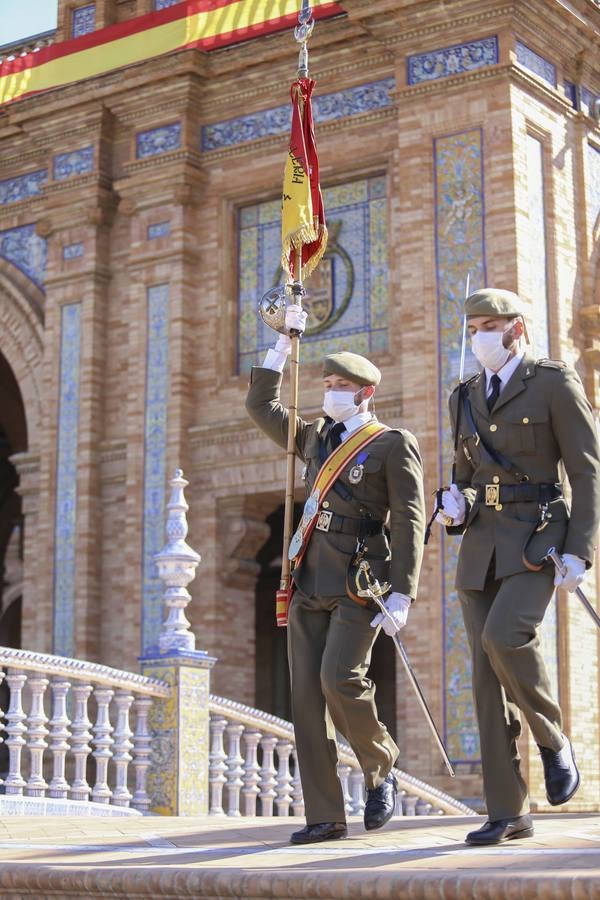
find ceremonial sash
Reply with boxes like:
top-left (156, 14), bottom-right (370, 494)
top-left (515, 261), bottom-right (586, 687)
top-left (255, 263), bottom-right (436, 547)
top-left (288, 421), bottom-right (389, 569)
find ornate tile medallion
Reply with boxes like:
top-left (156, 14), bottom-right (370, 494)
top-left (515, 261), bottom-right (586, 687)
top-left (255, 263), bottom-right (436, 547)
top-left (237, 175), bottom-right (389, 373)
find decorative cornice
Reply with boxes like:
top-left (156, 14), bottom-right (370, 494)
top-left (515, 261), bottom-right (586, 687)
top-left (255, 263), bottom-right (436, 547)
top-left (99, 440), bottom-right (127, 464)
top-left (122, 149), bottom-right (204, 176)
top-left (203, 52), bottom-right (394, 113)
top-left (380, 4), bottom-right (515, 47)
top-left (9, 450), bottom-right (40, 478)
top-left (201, 106), bottom-right (396, 163)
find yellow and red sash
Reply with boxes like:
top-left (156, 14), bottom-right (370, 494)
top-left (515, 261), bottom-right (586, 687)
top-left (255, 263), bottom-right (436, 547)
top-left (288, 420), bottom-right (389, 569)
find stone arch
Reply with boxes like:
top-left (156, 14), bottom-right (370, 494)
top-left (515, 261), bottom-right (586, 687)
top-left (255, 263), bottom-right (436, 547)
top-left (0, 258), bottom-right (44, 448)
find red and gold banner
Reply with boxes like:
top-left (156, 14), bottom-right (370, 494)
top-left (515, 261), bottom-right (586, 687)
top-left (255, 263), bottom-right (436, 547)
top-left (281, 76), bottom-right (327, 279)
top-left (0, 0), bottom-right (343, 107)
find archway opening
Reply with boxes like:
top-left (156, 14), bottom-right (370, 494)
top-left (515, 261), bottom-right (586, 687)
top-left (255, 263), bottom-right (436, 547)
top-left (0, 349), bottom-right (27, 650)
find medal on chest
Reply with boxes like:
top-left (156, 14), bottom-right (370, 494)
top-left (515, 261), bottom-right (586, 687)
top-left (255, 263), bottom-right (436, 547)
top-left (348, 450), bottom-right (369, 485)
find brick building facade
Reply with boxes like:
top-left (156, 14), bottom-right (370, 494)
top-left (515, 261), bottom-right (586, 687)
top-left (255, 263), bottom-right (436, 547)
top-left (0, 0), bottom-right (599, 811)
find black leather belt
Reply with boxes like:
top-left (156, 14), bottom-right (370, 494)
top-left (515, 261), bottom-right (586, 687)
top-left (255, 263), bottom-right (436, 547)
top-left (315, 512), bottom-right (384, 536)
top-left (474, 482), bottom-right (562, 506)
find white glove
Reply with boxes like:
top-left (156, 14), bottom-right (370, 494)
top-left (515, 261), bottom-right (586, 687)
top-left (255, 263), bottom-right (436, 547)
top-left (370, 592), bottom-right (411, 636)
top-left (285, 303), bottom-right (307, 335)
top-left (434, 483), bottom-right (466, 526)
top-left (554, 554), bottom-right (586, 593)
top-left (274, 333), bottom-right (292, 354)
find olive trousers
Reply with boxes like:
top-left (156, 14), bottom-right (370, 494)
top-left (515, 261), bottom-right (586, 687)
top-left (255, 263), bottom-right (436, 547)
top-left (459, 566), bottom-right (563, 821)
top-left (287, 588), bottom-right (399, 825)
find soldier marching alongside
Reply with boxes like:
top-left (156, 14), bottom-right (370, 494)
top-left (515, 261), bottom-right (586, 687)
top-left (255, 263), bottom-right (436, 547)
top-left (246, 304), bottom-right (426, 844)
top-left (436, 288), bottom-right (600, 846)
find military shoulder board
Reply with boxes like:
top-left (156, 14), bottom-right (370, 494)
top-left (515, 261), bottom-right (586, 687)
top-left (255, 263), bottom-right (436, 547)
top-left (536, 358), bottom-right (567, 370)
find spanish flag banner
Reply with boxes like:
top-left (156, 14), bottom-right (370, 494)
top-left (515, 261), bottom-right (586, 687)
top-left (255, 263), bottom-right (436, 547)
top-left (281, 76), bottom-right (327, 280)
top-left (0, 0), bottom-right (342, 107)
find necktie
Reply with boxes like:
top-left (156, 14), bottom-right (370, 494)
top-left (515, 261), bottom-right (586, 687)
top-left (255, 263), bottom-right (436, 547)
top-left (487, 373), bottom-right (501, 412)
top-left (329, 422), bottom-right (345, 450)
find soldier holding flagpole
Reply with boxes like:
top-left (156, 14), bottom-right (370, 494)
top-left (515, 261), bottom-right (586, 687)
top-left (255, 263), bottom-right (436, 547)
top-left (245, 2), bottom-right (426, 844)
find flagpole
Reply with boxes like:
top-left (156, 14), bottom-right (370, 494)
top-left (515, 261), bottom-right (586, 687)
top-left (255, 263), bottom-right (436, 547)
top-left (280, 248), bottom-right (303, 596)
top-left (278, 3), bottom-right (313, 606)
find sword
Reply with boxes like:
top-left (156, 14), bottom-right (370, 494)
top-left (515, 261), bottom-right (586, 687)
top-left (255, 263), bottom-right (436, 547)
top-left (545, 546), bottom-right (600, 630)
top-left (354, 559), bottom-right (455, 777)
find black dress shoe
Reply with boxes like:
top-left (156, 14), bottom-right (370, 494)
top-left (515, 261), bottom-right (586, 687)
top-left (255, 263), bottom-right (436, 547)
top-left (364, 772), bottom-right (397, 831)
top-left (290, 822), bottom-right (347, 844)
top-left (538, 734), bottom-right (580, 806)
top-left (465, 814), bottom-right (534, 845)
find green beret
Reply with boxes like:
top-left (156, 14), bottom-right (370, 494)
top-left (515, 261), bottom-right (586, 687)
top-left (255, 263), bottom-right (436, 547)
top-left (465, 288), bottom-right (523, 318)
top-left (322, 351), bottom-right (381, 387)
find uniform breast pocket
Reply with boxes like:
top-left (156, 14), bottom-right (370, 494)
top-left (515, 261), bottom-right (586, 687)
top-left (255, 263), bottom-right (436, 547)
top-left (344, 455), bottom-right (385, 501)
top-left (501, 411), bottom-right (546, 455)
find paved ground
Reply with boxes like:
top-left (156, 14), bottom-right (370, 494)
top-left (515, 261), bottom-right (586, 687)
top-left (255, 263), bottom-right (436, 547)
top-left (0, 812), bottom-right (599, 898)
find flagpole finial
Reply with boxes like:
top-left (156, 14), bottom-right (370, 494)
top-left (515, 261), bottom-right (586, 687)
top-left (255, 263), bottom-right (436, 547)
top-left (295, 1), bottom-right (314, 78)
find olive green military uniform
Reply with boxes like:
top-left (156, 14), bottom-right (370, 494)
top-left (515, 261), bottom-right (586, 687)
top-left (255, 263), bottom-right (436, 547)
top-left (448, 292), bottom-right (600, 820)
top-left (246, 358), bottom-right (425, 825)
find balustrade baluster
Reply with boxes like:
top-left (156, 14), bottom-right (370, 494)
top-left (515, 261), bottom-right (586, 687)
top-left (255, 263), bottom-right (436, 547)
top-left (403, 794), bottom-right (418, 816)
top-left (91, 686), bottom-right (114, 804)
top-left (47, 679), bottom-right (71, 799)
top-left (111, 690), bottom-right (134, 807)
top-left (208, 716), bottom-right (228, 815)
top-left (416, 798), bottom-right (432, 816)
top-left (337, 763), bottom-right (353, 816)
top-left (291, 748), bottom-right (304, 817)
top-left (224, 722), bottom-right (244, 816)
top-left (241, 729), bottom-right (261, 816)
top-left (4, 669), bottom-right (27, 795)
top-left (396, 789), bottom-right (406, 816)
top-left (25, 674), bottom-right (49, 797)
top-left (0, 670), bottom-right (4, 786)
top-left (349, 768), bottom-right (365, 816)
top-left (258, 734), bottom-right (277, 817)
top-left (275, 740), bottom-right (293, 817)
top-left (131, 695), bottom-right (152, 813)
top-left (70, 682), bottom-right (93, 801)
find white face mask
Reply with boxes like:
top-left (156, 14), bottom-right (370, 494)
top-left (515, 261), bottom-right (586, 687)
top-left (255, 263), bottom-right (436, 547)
top-left (322, 390), bottom-right (359, 423)
top-left (471, 328), bottom-right (512, 371)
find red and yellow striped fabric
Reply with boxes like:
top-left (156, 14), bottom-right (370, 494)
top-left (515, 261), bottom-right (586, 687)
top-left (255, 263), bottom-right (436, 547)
top-left (0, 0), bottom-right (343, 106)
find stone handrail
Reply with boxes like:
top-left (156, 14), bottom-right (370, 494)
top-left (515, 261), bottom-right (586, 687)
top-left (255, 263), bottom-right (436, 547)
top-left (208, 694), bottom-right (476, 818)
top-left (0, 647), bottom-right (170, 698)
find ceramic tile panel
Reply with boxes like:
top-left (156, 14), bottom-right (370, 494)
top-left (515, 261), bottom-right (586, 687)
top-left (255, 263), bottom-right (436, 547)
top-left (237, 174), bottom-right (389, 373)
top-left (53, 303), bottom-right (82, 657)
top-left (141, 285), bottom-right (170, 655)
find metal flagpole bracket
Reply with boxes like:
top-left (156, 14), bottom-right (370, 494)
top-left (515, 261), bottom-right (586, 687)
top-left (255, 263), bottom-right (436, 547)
top-left (295, 0), bottom-right (314, 77)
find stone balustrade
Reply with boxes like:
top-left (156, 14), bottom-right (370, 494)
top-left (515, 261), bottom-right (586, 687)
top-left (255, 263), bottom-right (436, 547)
top-left (0, 648), bottom-right (474, 817)
top-left (0, 30), bottom-right (56, 63)
top-left (0, 647), bottom-right (169, 815)
top-left (208, 695), bottom-right (475, 818)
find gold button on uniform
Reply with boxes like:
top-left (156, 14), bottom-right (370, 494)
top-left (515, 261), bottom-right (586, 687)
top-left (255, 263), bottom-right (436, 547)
top-left (493, 476), bottom-right (499, 484)
top-left (490, 424), bottom-right (497, 432)
top-left (495, 504), bottom-right (503, 511)
top-left (522, 417), bottom-right (529, 424)
top-left (322, 500), bottom-right (330, 509)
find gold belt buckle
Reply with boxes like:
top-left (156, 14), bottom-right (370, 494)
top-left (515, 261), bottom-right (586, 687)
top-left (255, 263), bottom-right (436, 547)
top-left (315, 510), bottom-right (333, 532)
top-left (484, 484), bottom-right (500, 506)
